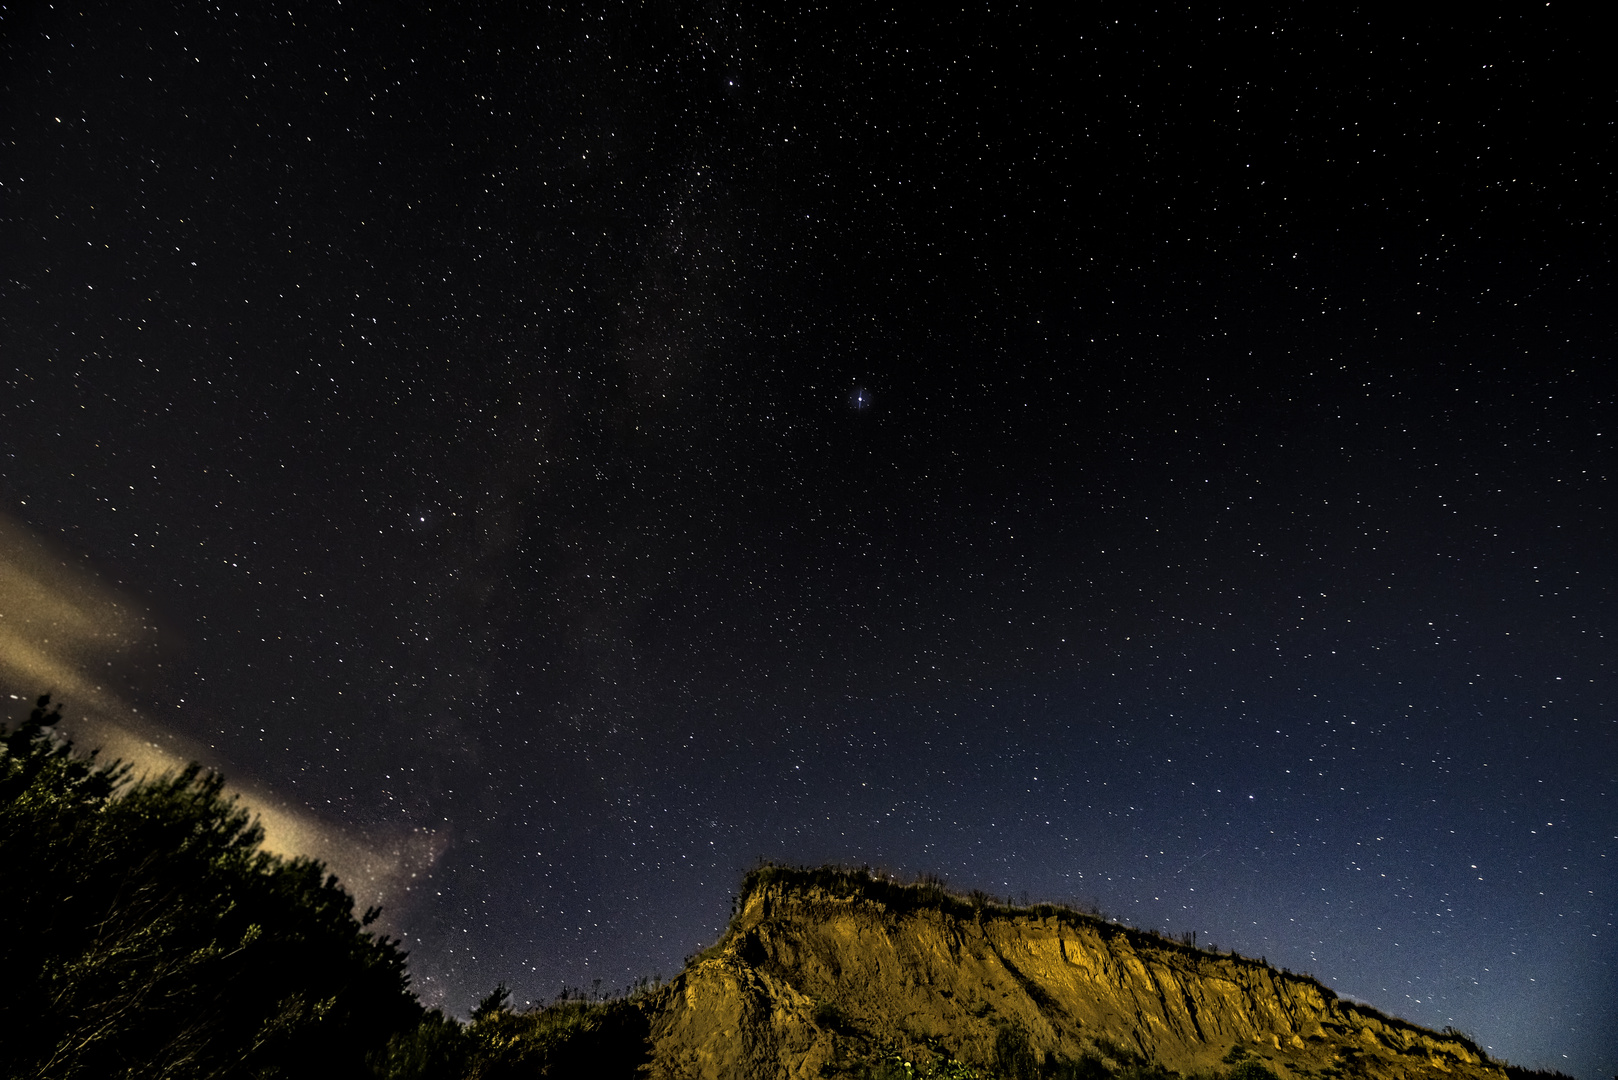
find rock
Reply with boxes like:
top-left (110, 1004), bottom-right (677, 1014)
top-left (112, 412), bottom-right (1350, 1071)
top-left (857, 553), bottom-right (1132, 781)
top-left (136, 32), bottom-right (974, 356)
top-left (634, 867), bottom-right (1508, 1080)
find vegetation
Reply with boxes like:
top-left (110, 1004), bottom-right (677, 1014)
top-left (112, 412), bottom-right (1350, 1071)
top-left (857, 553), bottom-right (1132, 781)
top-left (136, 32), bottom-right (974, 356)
top-left (0, 695), bottom-right (422, 1078)
top-left (821, 1027), bottom-right (1211, 1080)
top-left (0, 692), bottom-right (669, 1079)
top-left (830, 1049), bottom-right (984, 1080)
top-left (399, 984), bottom-right (654, 1080)
top-left (1225, 1063), bottom-right (1280, 1080)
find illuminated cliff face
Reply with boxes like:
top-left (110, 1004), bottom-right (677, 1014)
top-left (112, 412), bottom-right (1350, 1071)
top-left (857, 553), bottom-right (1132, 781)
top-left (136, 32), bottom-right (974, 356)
top-left (643, 879), bottom-right (1502, 1080)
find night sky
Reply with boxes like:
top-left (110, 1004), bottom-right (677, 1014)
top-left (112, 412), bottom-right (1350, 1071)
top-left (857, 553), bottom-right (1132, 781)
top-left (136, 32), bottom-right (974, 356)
top-left (2, 4), bottom-right (1613, 1075)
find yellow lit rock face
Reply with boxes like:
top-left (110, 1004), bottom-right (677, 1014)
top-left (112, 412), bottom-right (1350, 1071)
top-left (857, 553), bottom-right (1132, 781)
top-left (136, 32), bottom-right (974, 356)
top-left (641, 879), bottom-right (1502, 1080)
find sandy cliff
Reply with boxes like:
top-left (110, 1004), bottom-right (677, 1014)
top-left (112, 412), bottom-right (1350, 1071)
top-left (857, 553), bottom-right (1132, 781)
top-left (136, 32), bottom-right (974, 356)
top-left (639, 868), bottom-right (1504, 1080)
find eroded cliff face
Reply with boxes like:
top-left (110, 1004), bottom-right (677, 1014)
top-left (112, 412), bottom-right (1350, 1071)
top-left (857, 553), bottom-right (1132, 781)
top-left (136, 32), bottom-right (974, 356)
top-left (642, 881), bottom-right (1502, 1080)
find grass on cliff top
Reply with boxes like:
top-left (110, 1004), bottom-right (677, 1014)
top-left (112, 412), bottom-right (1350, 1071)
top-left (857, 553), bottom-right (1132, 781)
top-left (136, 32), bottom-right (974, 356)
top-left (738, 863), bottom-right (1289, 970)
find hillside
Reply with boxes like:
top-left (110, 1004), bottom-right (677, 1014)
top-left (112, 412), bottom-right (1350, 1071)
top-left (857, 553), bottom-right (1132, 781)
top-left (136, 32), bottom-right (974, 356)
top-left (624, 865), bottom-right (1512, 1080)
top-left (0, 698), bottom-right (1560, 1079)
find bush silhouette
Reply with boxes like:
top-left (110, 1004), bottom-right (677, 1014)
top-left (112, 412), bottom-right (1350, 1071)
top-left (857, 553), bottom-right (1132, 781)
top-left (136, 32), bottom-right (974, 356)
top-left (0, 695), bottom-right (421, 1078)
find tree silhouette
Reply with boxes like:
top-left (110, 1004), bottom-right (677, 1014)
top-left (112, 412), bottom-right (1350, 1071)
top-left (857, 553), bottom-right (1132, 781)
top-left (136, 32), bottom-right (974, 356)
top-left (0, 695), bottom-right (422, 1078)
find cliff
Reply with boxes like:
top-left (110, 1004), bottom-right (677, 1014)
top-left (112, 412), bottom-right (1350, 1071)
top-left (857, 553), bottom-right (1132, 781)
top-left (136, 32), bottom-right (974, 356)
top-left (636, 866), bottom-right (1506, 1080)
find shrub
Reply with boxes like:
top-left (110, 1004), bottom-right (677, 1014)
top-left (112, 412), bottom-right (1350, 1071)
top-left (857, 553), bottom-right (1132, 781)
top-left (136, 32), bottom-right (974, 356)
top-left (1228, 1061), bottom-right (1280, 1080)
top-left (458, 992), bottom-right (651, 1079)
top-left (1044, 1052), bottom-right (1111, 1080)
top-left (368, 1010), bottom-right (476, 1080)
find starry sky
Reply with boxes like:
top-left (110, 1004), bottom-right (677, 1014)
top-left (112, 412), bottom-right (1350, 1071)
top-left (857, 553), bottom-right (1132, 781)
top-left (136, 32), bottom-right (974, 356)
top-left (1, 4), bottom-right (1613, 1075)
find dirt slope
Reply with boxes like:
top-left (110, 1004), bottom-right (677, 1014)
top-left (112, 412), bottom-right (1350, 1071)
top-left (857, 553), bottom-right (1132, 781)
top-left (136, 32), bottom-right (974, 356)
top-left (639, 868), bottom-right (1504, 1080)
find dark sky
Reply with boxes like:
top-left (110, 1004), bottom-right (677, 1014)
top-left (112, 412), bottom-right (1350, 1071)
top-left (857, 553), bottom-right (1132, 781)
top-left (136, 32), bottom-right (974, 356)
top-left (2, 3), bottom-right (1613, 1075)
